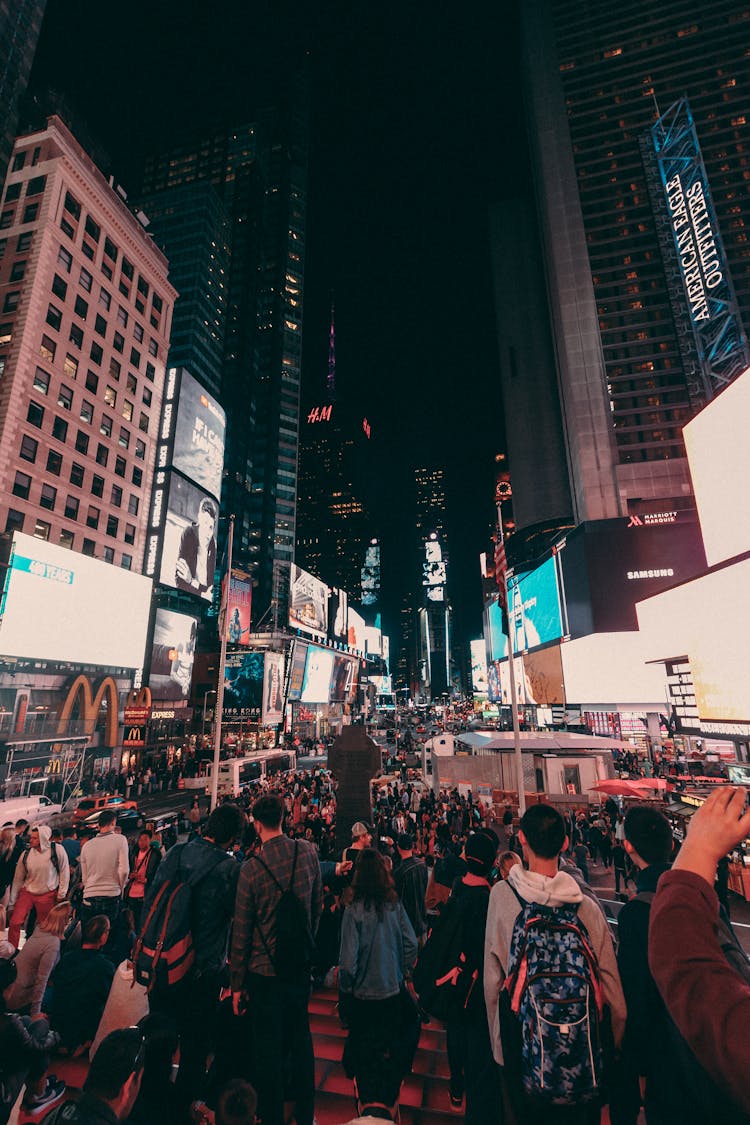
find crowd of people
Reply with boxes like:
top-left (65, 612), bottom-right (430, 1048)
top-left (1, 766), bottom-right (750, 1124)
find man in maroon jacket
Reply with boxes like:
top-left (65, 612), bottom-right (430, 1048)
top-left (649, 786), bottom-right (750, 1119)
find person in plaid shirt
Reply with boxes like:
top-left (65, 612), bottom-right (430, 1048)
top-left (231, 794), bottom-right (322, 1125)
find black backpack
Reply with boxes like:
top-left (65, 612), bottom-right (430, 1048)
top-left (413, 885), bottom-right (488, 1020)
top-left (133, 844), bottom-right (225, 994)
top-left (252, 841), bottom-right (315, 979)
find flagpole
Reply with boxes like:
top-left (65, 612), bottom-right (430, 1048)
top-left (495, 502), bottom-right (525, 816)
top-left (210, 514), bottom-right (234, 813)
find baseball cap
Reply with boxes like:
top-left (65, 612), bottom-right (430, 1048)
top-left (465, 832), bottom-right (498, 877)
top-left (351, 822), bottom-right (371, 838)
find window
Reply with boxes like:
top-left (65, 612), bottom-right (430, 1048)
top-left (121, 554), bottom-right (132, 570)
top-left (119, 279), bottom-right (130, 299)
top-left (85, 370), bottom-right (99, 393)
top-left (79, 267), bottom-right (93, 292)
top-left (106, 515), bottom-right (119, 537)
top-left (86, 506), bottom-right (100, 530)
top-left (79, 399), bottom-right (94, 423)
top-left (135, 439), bottom-right (146, 460)
top-left (9, 260), bottom-right (26, 282)
top-left (111, 484), bottom-right (123, 507)
top-left (81, 241), bottom-right (95, 262)
top-left (95, 443), bottom-right (109, 466)
top-left (0, 211), bottom-right (14, 230)
top-left (75, 430), bottom-right (89, 454)
top-left (103, 237), bottom-right (117, 262)
top-left (45, 303), bottom-right (62, 329)
top-left (114, 455), bottom-right (126, 477)
top-left (57, 245), bottom-right (73, 273)
top-left (118, 427), bottom-right (130, 449)
top-left (64, 495), bottom-right (79, 520)
top-left (27, 401), bottom-right (44, 427)
top-left (148, 339), bottom-right (159, 358)
top-left (11, 153), bottom-right (25, 172)
top-left (52, 416), bottom-right (68, 442)
top-left (122, 257), bottom-right (134, 280)
top-left (22, 203), bottom-right (39, 224)
top-left (68, 323), bottom-right (83, 349)
top-left (40, 484), bottom-right (57, 511)
top-left (145, 362), bottom-right (155, 382)
top-left (130, 348), bottom-right (141, 370)
top-left (138, 412), bottom-right (149, 433)
top-left (102, 546), bottom-right (115, 564)
top-left (116, 306), bottom-right (128, 328)
top-left (26, 175), bottom-right (46, 197)
top-left (3, 292), bottom-right (20, 313)
top-left (17, 233), bottom-right (32, 252)
top-left (84, 215), bottom-right (100, 242)
top-left (152, 292), bottom-right (163, 313)
top-left (63, 354), bottom-right (78, 380)
top-left (137, 275), bottom-right (149, 298)
top-left (52, 273), bottom-right (68, 299)
top-left (94, 314), bottom-right (107, 337)
top-left (82, 538), bottom-right (95, 556)
top-left (12, 471), bottom-right (31, 499)
top-left (124, 523), bottom-right (136, 545)
top-left (58, 385), bottom-right (73, 410)
top-left (113, 331), bottom-right (124, 353)
top-left (5, 510), bottom-right (24, 534)
top-left (91, 475), bottom-right (104, 498)
top-left (4, 183), bottom-right (21, 203)
top-left (64, 191), bottom-right (81, 220)
top-left (100, 414), bottom-right (112, 437)
top-left (126, 373), bottom-right (137, 394)
top-left (101, 261), bottom-right (112, 281)
top-left (131, 466), bottom-right (143, 487)
top-left (133, 322), bottom-right (144, 343)
top-left (70, 462), bottom-right (84, 487)
top-left (33, 367), bottom-right (50, 394)
top-left (33, 519), bottom-right (51, 541)
top-left (122, 399), bottom-right (134, 422)
top-left (99, 287), bottom-right (111, 310)
top-left (109, 357), bottom-right (121, 381)
top-left (0, 323), bottom-right (11, 345)
top-left (142, 386), bottom-right (152, 406)
top-left (60, 529), bottom-right (74, 549)
top-left (90, 342), bottom-right (103, 366)
top-left (74, 295), bottom-right (88, 319)
top-left (104, 385), bottom-right (117, 407)
top-left (127, 494), bottom-right (139, 516)
top-left (60, 217), bottom-right (75, 239)
top-left (20, 434), bottom-right (38, 462)
top-left (46, 450), bottom-right (62, 475)
top-left (0, 239), bottom-right (6, 259)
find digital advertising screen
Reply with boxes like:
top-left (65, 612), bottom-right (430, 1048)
top-left (226, 569), bottom-right (252, 646)
top-left (287, 642), bottom-right (308, 702)
top-left (288, 565), bottom-right (328, 636)
top-left (171, 369), bottom-right (226, 501)
top-left (422, 538), bottom-right (446, 592)
top-left (300, 645), bottom-right (335, 704)
top-left (364, 625), bottom-right (382, 657)
top-left (347, 606), bottom-right (366, 651)
top-left (330, 654), bottom-right (358, 702)
top-left (507, 556), bottom-right (563, 652)
top-left (487, 598), bottom-right (509, 661)
top-left (470, 639), bottom-right (488, 696)
top-left (149, 608), bottom-right (199, 702)
top-left (328, 588), bottom-right (348, 642)
top-left (262, 651), bottom-right (285, 726)
top-left (0, 533), bottom-right (151, 667)
top-left (223, 651), bottom-right (264, 717)
top-left (159, 474), bottom-right (219, 602)
top-left (361, 542), bottom-right (380, 607)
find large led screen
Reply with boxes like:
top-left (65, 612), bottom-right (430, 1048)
top-left (328, 588), bottom-right (348, 642)
top-left (288, 565), bottom-right (328, 636)
top-left (300, 646), bottom-right (335, 703)
top-left (330, 654), bottom-right (358, 702)
top-left (223, 651), bottom-right (264, 716)
top-left (470, 639), bottom-right (488, 695)
top-left (347, 607), bottom-right (366, 651)
top-left (171, 369), bottom-right (226, 501)
top-left (262, 651), bottom-right (285, 726)
top-left (683, 366), bottom-right (750, 567)
top-left (287, 642), bottom-right (308, 702)
top-left (149, 609), bottom-right (199, 701)
top-left (0, 533), bottom-right (151, 667)
top-left (487, 598), bottom-right (509, 661)
top-left (507, 557), bottom-right (563, 651)
top-left (159, 475), bottom-right (219, 602)
top-left (361, 543), bottom-right (380, 607)
top-left (226, 570), bottom-right (252, 645)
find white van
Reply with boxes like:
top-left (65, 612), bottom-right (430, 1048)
top-left (0, 795), bottom-right (62, 827)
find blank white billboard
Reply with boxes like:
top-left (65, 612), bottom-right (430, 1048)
top-left (0, 533), bottom-right (152, 667)
top-left (683, 365), bottom-right (750, 567)
top-left (560, 632), bottom-right (667, 707)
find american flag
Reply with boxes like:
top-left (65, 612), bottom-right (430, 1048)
top-left (494, 530), bottom-right (508, 623)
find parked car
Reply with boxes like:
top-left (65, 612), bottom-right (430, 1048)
top-left (0, 794), bottom-right (62, 827)
top-left (73, 794), bottom-right (138, 824)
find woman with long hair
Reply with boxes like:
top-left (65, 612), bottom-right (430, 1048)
top-left (338, 848), bottom-right (419, 1109)
top-left (3, 901), bottom-right (71, 1015)
top-left (0, 825), bottom-right (17, 908)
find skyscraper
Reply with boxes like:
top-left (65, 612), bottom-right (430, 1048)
top-left (496, 0), bottom-right (750, 533)
top-left (0, 0), bottom-right (47, 187)
top-left (140, 89), bottom-right (308, 628)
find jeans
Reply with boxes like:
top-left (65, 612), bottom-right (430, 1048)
top-left (246, 972), bottom-right (314, 1125)
top-left (447, 1017), bottom-right (501, 1124)
top-left (9, 888), bottom-right (57, 948)
top-left (150, 969), bottom-right (223, 1111)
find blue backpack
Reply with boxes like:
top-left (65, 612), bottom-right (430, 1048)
top-left (502, 899), bottom-right (604, 1106)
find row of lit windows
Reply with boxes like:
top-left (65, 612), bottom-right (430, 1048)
top-left (17, 425), bottom-right (144, 488)
top-left (3, 507), bottom-right (133, 568)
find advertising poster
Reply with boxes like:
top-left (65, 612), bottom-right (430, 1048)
top-left (287, 642), bottom-right (308, 702)
top-left (347, 606), bottom-right (366, 651)
top-left (226, 569), bottom-right (252, 645)
top-left (470, 638), bottom-right (488, 695)
top-left (487, 598), bottom-right (509, 661)
top-left (160, 474), bottom-right (219, 602)
top-left (523, 645), bottom-right (565, 706)
top-left (361, 542), bottom-right (380, 606)
top-left (507, 557), bottom-right (563, 652)
top-left (262, 651), bottom-right (285, 726)
top-left (223, 651), bottom-right (264, 717)
top-left (328, 587), bottom-right (348, 642)
top-left (364, 625), bottom-right (382, 657)
top-left (330, 654), bottom-right (358, 702)
top-left (149, 608), bottom-right (199, 702)
top-left (300, 646), bottom-right (335, 704)
top-left (172, 369), bottom-right (226, 501)
top-left (289, 565), bottom-right (328, 636)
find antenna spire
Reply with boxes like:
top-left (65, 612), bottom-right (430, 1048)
top-left (327, 300), bottom-right (336, 401)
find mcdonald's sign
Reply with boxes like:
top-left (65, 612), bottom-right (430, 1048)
top-left (58, 674), bottom-right (120, 747)
top-left (124, 725), bottom-right (145, 748)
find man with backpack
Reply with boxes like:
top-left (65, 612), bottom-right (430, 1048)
top-left (230, 794), bottom-right (322, 1125)
top-left (484, 803), bottom-right (626, 1123)
top-left (8, 824), bottom-right (69, 948)
top-left (141, 802), bottom-right (245, 1114)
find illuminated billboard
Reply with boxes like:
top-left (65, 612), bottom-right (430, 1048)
top-left (170, 368), bottom-right (226, 501)
top-left (561, 632), bottom-right (667, 707)
top-left (364, 625), bottom-right (382, 657)
top-left (288, 565), bottom-right (328, 636)
top-left (330, 654), bottom-right (358, 703)
top-left (507, 556), bottom-right (563, 652)
top-left (361, 542), bottom-right (380, 607)
top-left (149, 609), bottom-right (198, 702)
top-left (423, 536), bottom-right (446, 603)
top-left (226, 570), bottom-right (252, 645)
top-left (0, 533), bottom-right (151, 667)
top-left (683, 366), bottom-right (750, 567)
top-left (300, 646), bottom-right (335, 704)
top-left (470, 639), bottom-right (488, 696)
top-left (159, 474), bottom-right (218, 602)
top-left (328, 588), bottom-right (348, 642)
top-left (262, 652), bottom-right (285, 726)
top-left (287, 642), bottom-right (308, 702)
top-left (347, 606), bottom-right (366, 652)
top-left (487, 597), bottom-right (509, 661)
top-left (223, 651), bottom-right (264, 717)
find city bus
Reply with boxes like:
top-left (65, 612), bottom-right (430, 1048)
top-left (204, 749), bottom-right (297, 797)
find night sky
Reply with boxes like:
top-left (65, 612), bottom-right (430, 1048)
top-left (28, 0), bottom-right (527, 659)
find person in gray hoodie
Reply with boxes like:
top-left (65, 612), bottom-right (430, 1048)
top-left (8, 824), bottom-right (69, 948)
top-left (484, 803), bottom-right (626, 1124)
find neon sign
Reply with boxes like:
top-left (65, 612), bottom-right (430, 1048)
top-left (307, 405), bottom-right (333, 424)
